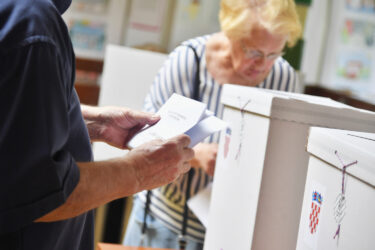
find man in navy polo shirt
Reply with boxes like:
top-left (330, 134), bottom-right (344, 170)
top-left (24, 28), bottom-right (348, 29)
top-left (0, 0), bottom-right (194, 249)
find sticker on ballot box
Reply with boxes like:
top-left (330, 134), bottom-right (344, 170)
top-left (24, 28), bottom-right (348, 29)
top-left (224, 127), bottom-right (232, 159)
top-left (304, 180), bottom-right (326, 250)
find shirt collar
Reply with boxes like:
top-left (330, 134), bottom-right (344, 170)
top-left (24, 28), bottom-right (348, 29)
top-left (51, 0), bottom-right (72, 14)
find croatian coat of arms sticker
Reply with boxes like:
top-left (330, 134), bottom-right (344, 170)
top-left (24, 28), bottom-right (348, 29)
top-left (309, 191), bottom-right (323, 234)
top-left (303, 180), bottom-right (326, 249)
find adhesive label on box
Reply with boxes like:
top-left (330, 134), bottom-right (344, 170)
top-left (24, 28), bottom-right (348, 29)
top-left (303, 180), bottom-right (326, 250)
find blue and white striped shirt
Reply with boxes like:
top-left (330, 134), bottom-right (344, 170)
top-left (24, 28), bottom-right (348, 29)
top-left (137, 35), bottom-right (298, 242)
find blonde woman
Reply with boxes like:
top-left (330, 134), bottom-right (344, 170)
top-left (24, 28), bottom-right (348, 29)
top-left (123, 0), bottom-right (302, 249)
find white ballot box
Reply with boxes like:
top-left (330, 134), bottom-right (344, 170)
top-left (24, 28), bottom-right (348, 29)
top-left (204, 85), bottom-right (375, 250)
top-left (296, 127), bottom-right (375, 250)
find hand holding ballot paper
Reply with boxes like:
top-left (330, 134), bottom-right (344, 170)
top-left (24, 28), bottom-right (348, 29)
top-left (127, 94), bottom-right (228, 149)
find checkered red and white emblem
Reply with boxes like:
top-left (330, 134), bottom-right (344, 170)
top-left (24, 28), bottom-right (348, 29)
top-left (309, 191), bottom-right (323, 234)
top-left (223, 128), bottom-right (231, 159)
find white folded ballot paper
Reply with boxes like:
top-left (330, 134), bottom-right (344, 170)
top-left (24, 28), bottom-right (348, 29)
top-left (127, 94), bottom-right (227, 148)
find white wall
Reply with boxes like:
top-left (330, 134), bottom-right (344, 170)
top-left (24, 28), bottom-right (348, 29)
top-left (300, 0), bottom-right (332, 84)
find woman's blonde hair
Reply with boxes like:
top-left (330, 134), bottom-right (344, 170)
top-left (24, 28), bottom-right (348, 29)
top-left (219, 0), bottom-right (302, 47)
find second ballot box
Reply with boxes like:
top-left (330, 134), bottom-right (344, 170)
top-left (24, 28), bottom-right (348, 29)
top-left (204, 85), bottom-right (375, 250)
top-left (296, 127), bottom-right (375, 250)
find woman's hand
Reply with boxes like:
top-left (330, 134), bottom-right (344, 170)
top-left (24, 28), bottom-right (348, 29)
top-left (191, 143), bottom-right (218, 176)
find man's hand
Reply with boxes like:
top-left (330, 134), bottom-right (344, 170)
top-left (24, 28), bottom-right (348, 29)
top-left (191, 143), bottom-right (218, 176)
top-left (126, 134), bottom-right (194, 191)
top-left (36, 134), bottom-right (194, 222)
top-left (81, 105), bottom-right (160, 149)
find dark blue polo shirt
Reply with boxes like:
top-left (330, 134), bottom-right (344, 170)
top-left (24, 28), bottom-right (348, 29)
top-left (0, 0), bottom-right (94, 249)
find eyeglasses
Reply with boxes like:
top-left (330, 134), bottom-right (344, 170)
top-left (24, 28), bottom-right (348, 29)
top-left (240, 41), bottom-right (285, 61)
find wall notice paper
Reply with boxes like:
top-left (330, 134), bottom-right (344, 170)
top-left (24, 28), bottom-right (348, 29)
top-left (127, 94), bottom-right (227, 148)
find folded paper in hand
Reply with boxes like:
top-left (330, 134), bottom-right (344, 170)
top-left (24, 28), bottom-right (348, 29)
top-left (127, 94), bottom-right (228, 148)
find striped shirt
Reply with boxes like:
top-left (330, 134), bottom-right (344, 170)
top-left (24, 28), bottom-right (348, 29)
top-left (137, 35), bottom-right (298, 242)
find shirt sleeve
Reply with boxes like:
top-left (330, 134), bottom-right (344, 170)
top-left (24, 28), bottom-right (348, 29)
top-left (143, 45), bottom-right (198, 112)
top-left (0, 40), bottom-right (80, 233)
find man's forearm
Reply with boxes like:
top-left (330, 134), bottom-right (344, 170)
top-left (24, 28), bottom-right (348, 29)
top-left (80, 104), bottom-right (97, 120)
top-left (35, 158), bottom-right (139, 222)
top-left (80, 104), bottom-right (102, 141)
top-left (35, 133), bottom-right (194, 222)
